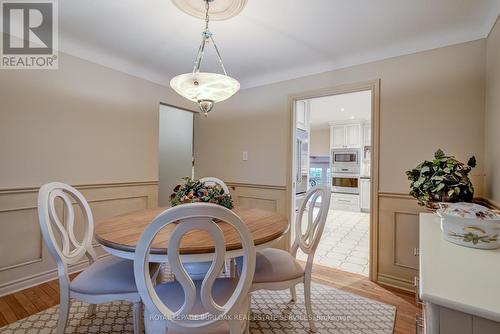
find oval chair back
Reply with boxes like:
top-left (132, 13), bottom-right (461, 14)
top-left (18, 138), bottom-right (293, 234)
top-left (134, 203), bottom-right (256, 333)
top-left (292, 186), bottom-right (330, 268)
top-left (199, 177), bottom-right (230, 195)
top-left (38, 182), bottom-right (97, 284)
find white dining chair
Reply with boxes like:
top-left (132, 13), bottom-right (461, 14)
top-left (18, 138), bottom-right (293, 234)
top-left (134, 203), bottom-right (256, 334)
top-left (199, 176), bottom-right (230, 194)
top-left (37, 182), bottom-right (148, 334)
top-left (240, 186), bottom-right (330, 332)
top-left (186, 177), bottom-right (231, 279)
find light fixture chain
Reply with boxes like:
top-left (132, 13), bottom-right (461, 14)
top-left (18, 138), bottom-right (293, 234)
top-left (192, 34), bottom-right (207, 77)
top-left (204, 0), bottom-right (210, 31)
top-left (210, 35), bottom-right (228, 76)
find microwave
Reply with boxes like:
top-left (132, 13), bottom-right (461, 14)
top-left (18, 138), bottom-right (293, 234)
top-left (331, 148), bottom-right (360, 174)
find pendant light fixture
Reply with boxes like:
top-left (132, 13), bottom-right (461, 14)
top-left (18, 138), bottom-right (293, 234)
top-left (170, 0), bottom-right (243, 115)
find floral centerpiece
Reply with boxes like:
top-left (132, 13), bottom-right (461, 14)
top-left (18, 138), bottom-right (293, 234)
top-left (170, 177), bottom-right (234, 209)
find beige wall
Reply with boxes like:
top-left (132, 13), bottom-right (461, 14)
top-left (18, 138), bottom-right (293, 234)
top-left (194, 40), bottom-right (487, 291)
top-left (0, 43), bottom-right (196, 294)
top-left (310, 129), bottom-right (330, 156)
top-left (195, 40), bottom-right (486, 195)
top-left (485, 17), bottom-right (500, 205)
top-left (0, 38), bottom-right (195, 189)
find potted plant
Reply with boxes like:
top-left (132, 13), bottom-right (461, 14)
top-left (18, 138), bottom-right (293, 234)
top-left (170, 177), bottom-right (234, 209)
top-left (405, 149), bottom-right (476, 210)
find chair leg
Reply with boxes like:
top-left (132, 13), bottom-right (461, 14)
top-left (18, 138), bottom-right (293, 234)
top-left (229, 258), bottom-right (236, 278)
top-left (87, 304), bottom-right (96, 317)
top-left (132, 302), bottom-right (142, 334)
top-left (290, 286), bottom-right (297, 302)
top-left (304, 278), bottom-right (317, 332)
top-left (144, 307), bottom-right (167, 334)
top-left (56, 294), bottom-right (70, 334)
top-left (244, 296), bottom-right (251, 334)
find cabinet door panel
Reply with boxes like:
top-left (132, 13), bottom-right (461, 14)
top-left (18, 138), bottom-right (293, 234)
top-left (360, 179), bottom-right (370, 211)
top-left (473, 316), bottom-right (500, 334)
top-left (296, 100), bottom-right (307, 130)
top-left (345, 124), bottom-right (360, 147)
top-left (440, 307), bottom-right (473, 334)
top-left (331, 126), bottom-right (345, 148)
top-left (363, 124), bottom-right (371, 146)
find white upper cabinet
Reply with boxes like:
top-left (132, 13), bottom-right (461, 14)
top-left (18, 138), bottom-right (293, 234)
top-left (345, 124), bottom-right (361, 147)
top-left (330, 123), bottom-right (361, 149)
top-left (330, 125), bottom-right (345, 148)
top-left (296, 100), bottom-right (310, 131)
top-left (363, 123), bottom-right (371, 146)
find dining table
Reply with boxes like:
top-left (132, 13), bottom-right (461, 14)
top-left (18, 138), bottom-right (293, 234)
top-left (95, 206), bottom-right (289, 263)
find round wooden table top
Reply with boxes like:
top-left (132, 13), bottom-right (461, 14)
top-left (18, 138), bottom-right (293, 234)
top-left (95, 206), bottom-right (289, 255)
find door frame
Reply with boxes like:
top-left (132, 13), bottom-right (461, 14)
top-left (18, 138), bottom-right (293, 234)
top-left (158, 102), bottom-right (198, 206)
top-left (286, 79), bottom-right (381, 281)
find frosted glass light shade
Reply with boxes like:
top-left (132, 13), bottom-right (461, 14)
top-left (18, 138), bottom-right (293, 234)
top-left (170, 72), bottom-right (240, 104)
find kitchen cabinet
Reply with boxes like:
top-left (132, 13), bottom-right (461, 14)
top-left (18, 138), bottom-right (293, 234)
top-left (345, 124), bottom-right (361, 147)
top-left (360, 178), bottom-right (370, 212)
top-left (329, 123), bottom-right (361, 149)
top-left (363, 122), bottom-right (371, 146)
top-left (330, 125), bottom-right (345, 148)
top-left (330, 193), bottom-right (360, 212)
top-left (296, 100), bottom-right (310, 131)
top-left (419, 214), bottom-right (500, 334)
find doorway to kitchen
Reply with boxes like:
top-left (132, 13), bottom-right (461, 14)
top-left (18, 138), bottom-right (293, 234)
top-left (289, 82), bottom-right (379, 279)
top-left (158, 103), bottom-right (196, 206)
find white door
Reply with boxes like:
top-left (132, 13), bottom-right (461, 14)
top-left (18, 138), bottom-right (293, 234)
top-left (360, 178), bottom-right (371, 211)
top-left (158, 104), bottom-right (194, 206)
top-left (331, 125), bottom-right (345, 148)
top-left (345, 124), bottom-right (361, 147)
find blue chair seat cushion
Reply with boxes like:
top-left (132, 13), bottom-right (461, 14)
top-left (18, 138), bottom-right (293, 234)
top-left (70, 256), bottom-right (139, 295)
top-left (237, 248), bottom-right (304, 283)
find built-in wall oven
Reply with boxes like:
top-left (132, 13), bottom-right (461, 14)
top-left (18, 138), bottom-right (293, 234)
top-left (332, 174), bottom-right (359, 194)
top-left (331, 148), bottom-right (360, 174)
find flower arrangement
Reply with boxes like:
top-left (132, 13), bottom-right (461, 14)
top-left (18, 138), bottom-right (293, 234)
top-left (170, 177), bottom-right (234, 209)
top-left (406, 149), bottom-right (476, 209)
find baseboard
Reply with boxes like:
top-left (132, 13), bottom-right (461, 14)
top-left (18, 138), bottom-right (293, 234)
top-left (377, 273), bottom-right (415, 293)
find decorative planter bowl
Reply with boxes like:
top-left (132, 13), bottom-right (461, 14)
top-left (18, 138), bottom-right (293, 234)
top-left (437, 203), bottom-right (500, 250)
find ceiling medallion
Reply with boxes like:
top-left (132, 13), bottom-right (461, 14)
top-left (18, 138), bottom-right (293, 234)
top-left (170, 0), bottom-right (244, 115)
top-left (171, 0), bottom-right (247, 21)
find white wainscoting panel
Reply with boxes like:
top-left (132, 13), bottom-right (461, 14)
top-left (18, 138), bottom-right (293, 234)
top-left (0, 182), bottom-right (158, 296)
top-left (377, 192), bottom-right (426, 292)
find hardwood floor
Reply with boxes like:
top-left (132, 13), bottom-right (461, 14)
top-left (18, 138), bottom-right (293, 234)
top-left (309, 264), bottom-right (421, 334)
top-left (0, 266), bottom-right (420, 333)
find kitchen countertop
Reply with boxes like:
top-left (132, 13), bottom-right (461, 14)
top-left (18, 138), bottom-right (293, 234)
top-left (419, 213), bottom-right (500, 322)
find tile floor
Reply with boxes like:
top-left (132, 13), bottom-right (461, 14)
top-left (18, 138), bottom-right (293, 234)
top-left (297, 209), bottom-right (370, 276)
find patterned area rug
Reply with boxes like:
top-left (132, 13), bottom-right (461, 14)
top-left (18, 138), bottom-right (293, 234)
top-left (0, 283), bottom-right (395, 333)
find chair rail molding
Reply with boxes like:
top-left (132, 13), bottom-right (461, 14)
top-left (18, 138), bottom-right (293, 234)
top-left (0, 181), bottom-right (158, 296)
top-left (225, 182), bottom-right (289, 250)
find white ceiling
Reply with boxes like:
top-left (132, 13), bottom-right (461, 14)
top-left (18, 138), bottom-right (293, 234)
top-left (308, 90), bottom-right (371, 129)
top-left (51, 1), bottom-right (500, 88)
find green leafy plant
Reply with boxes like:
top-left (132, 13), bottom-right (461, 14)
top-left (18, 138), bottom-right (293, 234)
top-left (170, 177), bottom-right (234, 209)
top-left (406, 149), bottom-right (476, 209)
